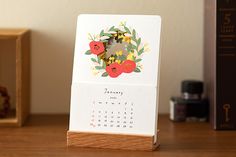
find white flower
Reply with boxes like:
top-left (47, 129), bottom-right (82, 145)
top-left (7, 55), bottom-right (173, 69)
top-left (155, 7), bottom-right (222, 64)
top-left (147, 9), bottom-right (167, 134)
top-left (124, 33), bottom-right (132, 37)
top-left (100, 36), bottom-right (110, 40)
top-left (118, 26), bottom-right (126, 32)
top-left (107, 31), bottom-right (117, 34)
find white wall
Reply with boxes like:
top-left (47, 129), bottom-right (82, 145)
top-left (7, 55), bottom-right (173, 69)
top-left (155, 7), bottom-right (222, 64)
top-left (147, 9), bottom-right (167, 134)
top-left (0, 0), bottom-right (204, 113)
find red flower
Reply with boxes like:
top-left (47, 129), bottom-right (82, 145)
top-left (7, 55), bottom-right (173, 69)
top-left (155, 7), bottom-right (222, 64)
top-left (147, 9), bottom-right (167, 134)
top-left (89, 41), bottom-right (105, 55)
top-left (121, 60), bottom-right (136, 73)
top-left (106, 63), bottom-right (123, 78)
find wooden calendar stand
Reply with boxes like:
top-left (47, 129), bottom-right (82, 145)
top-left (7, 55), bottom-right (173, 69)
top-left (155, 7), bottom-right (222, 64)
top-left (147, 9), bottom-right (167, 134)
top-left (67, 131), bottom-right (160, 151)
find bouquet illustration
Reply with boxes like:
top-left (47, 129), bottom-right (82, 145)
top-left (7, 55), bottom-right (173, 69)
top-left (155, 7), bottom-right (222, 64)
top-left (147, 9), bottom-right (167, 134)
top-left (84, 22), bottom-right (149, 78)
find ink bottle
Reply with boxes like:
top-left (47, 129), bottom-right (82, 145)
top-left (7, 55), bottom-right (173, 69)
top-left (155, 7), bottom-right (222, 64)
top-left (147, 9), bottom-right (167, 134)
top-left (170, 80), bottom-right (209, 122)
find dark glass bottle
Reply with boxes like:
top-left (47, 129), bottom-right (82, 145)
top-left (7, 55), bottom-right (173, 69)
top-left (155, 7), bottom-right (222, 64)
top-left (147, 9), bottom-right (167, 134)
top-left (170, 80), bottom-right (209, 122)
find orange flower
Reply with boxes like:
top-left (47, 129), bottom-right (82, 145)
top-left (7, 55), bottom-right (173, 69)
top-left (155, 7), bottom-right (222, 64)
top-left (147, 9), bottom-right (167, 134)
top-left (123, 36), bottom-right (131, 43)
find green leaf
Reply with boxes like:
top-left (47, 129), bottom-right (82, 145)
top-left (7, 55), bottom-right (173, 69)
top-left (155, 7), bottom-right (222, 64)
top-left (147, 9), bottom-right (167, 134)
top-left (134, 68), bottom-right (141, 73)
top-left (100, 30), bottom-right (104, 36)
top-left (102, 72), bottom-right (108, 77)
top-left (135, 58), bottom-right (142, 63)
top-left (132, 29), bottom-right (136, 39)
top-left (95, 66), bottom-right (104, 70)
top-left (119, 55), bottom-right (126, 61)
top-left (138, 47), bottom-right (144, 56)
top-left (97, 56), bottom-right (101, 64)
top-left (91, 58), bottom-right (97, 62)
top-left (137, 38), bottom-right (141, 47)
top-left (126, 44), bottom-right (132, 52)
top-left (109, 26), bottom-right (115, 31)
top-left (131, 36), bottom-right (137, 42)
top-left (99, 29), bottom-right (112, 37)
top-left (124, 26), bottom-right (131, 34)
top-left (102, 33), bottom-right (112, 37)
top-left (131, 44), bottom-right (137, 50)
top-left (132, 55), bottom-right (136, 61)
top-left (102, 61), bottom-right (106, 68)
top-left (85, 50), bottom-right (91, 55)
top-left (126, 47), bottom-right (131, 52)
top-left (101, 40), bottom-right (108, 43)
top-left (88, 33), bottom-right (94, 40)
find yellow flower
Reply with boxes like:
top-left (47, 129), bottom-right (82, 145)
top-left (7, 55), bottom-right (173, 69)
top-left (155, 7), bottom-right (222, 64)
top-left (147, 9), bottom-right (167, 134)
top-left (123, 36), bottom-right (131, 43)
top-left (127, 53), bottom-right (135, 61)
top-left (109, 57), bottom-right (115, 61)
top-left (116, 50), bottom-right (123, 56)
top-left (91, 67), bottom-right (99, 76)
top-left (144, 43), bottom-right (150, 52)
top-left (118, 34), bottom-right (124, 40)
top-left (115, 60), bottom-right (121, 64)
top-left (119, 21), bottom-right (126, 26)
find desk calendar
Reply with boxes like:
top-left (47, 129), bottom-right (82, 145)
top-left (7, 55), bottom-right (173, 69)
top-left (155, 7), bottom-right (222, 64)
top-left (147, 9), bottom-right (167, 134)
top-left (68, 14), bottom-right (161, 151)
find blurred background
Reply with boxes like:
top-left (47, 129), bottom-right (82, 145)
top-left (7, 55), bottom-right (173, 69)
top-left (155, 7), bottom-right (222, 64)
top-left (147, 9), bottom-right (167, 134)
top-left (0, 0), bottom-right (204, 114)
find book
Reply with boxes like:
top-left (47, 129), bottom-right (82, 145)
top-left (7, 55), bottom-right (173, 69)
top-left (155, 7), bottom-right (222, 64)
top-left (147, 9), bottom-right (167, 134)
top-left (68, 14), bottom-right (162, 144)
top-left (204, 0), bottom-right (236, 129)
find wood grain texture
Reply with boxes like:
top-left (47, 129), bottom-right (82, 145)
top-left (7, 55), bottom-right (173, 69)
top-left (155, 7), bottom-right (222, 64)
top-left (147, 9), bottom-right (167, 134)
top-left (0, 29), bottom-right (29, 38)
top-left (0, 29), bottom-right (30, 126)
top-left (67, 131), bottom-right (158, 151)
top-left (1, 114), bottom-right (236, 157)
top-left (18, 30), bottom-right (31, 126)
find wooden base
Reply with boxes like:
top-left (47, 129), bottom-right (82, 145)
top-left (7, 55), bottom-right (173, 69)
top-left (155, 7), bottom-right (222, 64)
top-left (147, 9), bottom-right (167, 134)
top-left (67, 131), bottom-right (159, 151)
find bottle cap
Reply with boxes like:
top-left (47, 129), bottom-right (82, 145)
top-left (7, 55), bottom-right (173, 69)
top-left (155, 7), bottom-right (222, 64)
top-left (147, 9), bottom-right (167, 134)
top-left (181, 80), bottom-right (203, 94)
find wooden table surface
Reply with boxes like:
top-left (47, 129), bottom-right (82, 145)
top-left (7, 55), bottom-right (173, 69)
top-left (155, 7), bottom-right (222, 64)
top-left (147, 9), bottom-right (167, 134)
top-left (0, 114), bottom-right (236, 157)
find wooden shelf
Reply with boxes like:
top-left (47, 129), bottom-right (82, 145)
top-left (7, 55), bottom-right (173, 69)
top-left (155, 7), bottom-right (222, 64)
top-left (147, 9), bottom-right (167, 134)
top-left (0, 117), bottom-right (17, 126)
top-left (0, 29), bottom-right (29, 38)
top-left (0, 28), bottom-right (30, 126)
top-left (0, 110), bottom-right (17, 126)
top-left (1, 114), bottom-right (236, 156)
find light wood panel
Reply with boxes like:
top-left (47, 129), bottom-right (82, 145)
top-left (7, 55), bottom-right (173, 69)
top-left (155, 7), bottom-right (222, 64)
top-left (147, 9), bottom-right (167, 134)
top-left (67, 131), bottom-right (159, 151)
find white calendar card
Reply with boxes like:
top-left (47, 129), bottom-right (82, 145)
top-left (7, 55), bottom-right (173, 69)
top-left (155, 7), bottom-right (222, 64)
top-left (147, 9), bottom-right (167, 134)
top-left (69, 14), bottom-right (161, 138)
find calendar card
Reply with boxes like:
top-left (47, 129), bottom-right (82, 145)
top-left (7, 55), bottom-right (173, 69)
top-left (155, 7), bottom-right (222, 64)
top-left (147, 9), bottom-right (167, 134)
top-left (69, 14), bottom-right (161, 138)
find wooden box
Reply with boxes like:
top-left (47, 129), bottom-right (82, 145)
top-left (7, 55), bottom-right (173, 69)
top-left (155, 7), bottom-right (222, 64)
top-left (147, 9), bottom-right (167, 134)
top-left (0, 29), bottom-right (30, 126)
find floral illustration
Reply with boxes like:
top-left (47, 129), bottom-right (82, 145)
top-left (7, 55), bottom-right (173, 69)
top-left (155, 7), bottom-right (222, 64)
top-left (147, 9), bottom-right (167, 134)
top-left (85, 21), bottom-right (149, 78)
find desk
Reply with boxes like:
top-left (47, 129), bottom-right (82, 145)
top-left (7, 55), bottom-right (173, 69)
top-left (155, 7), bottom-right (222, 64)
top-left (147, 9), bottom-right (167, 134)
top-left (0, 115), bottom-right (236, 157)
